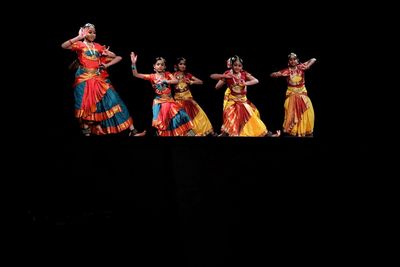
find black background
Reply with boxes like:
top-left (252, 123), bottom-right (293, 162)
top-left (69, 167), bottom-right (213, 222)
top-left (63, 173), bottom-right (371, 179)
top-left (16, 2), bottom-right (374, 266)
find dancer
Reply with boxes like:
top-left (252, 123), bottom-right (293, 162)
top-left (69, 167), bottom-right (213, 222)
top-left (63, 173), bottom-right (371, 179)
top-left (61, 23), bottom-right (145, 136)
top-left (130, 52), bottom-right (194, 136)
top-left (210, 55), bottom-right (280, 137)
top-left (173, 57), bottom-right (215, 136)
top-left (270, 52), bottom-right (316, 137)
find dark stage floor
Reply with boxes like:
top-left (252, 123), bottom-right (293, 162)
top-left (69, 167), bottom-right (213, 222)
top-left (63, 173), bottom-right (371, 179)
top-left (20, 134), bottom-right (370, 265)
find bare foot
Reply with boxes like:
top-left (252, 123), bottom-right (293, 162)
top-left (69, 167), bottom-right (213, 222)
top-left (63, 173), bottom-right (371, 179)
top-left (133, 130), bottom-right (146, 137)
top-left (218, 132), bottom-right (228, 137)
top-left (267, 130), bottom-right (281, 137)
top-left (96, 125), bottom-right (106, 135)
top-left (272, 130), bottom-right (281, 137)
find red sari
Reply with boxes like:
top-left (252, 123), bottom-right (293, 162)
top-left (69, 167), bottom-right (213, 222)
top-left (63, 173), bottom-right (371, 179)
top-left (220, 70), bottom-right (268, 136)
top-left (173, 71), bottom-right (213, 136)
top-left (143, 72), bottom-right (193, 136)
top-left (277, 63), bottom-right (315, 136)
top-left (70, 41), bottom-right (133, 134)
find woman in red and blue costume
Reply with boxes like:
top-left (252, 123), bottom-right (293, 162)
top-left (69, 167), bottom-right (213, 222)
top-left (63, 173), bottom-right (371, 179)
top-left (130, 52), bottom-right (194, 136)
top-left (61, 23), bottom-right (144, 136)
top-left (99, 51), bottom-right (146, 136)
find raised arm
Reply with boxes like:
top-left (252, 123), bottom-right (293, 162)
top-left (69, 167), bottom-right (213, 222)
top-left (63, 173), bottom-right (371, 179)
top-left (130, 52), bottom-right (149, 80)
top-left (61, 27), bottom-right (87, 49)
top-left (303, 58), bottom-right (317, 69)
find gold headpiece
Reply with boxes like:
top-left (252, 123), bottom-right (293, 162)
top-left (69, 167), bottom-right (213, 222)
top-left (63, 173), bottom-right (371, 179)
top-left (84, 23), bottom-right (95, 29)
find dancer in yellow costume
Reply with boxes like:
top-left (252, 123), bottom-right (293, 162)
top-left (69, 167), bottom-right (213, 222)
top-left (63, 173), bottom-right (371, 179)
top-left (173, 57), bottom-right (215, 136)
top-left (211, 55), bottom-right (280, 137)
top-left (270, 53), bottom-right (316, 137)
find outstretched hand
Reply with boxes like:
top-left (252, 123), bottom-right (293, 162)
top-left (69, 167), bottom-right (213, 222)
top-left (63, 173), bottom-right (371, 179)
top-left (78, 27), bottom-right (88, 40)
top-left (130, 52), bottom-right (138, 64)
top-left (102, 46), bottom-right (111, 56)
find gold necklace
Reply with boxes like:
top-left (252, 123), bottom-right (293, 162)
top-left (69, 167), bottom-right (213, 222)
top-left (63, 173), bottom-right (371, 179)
top-left (83, 40), bottom-right (96, 57)
top-left (155, 73), bottom-right (165, 83)
top-left (232, 71), bottom-right (242, 84)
